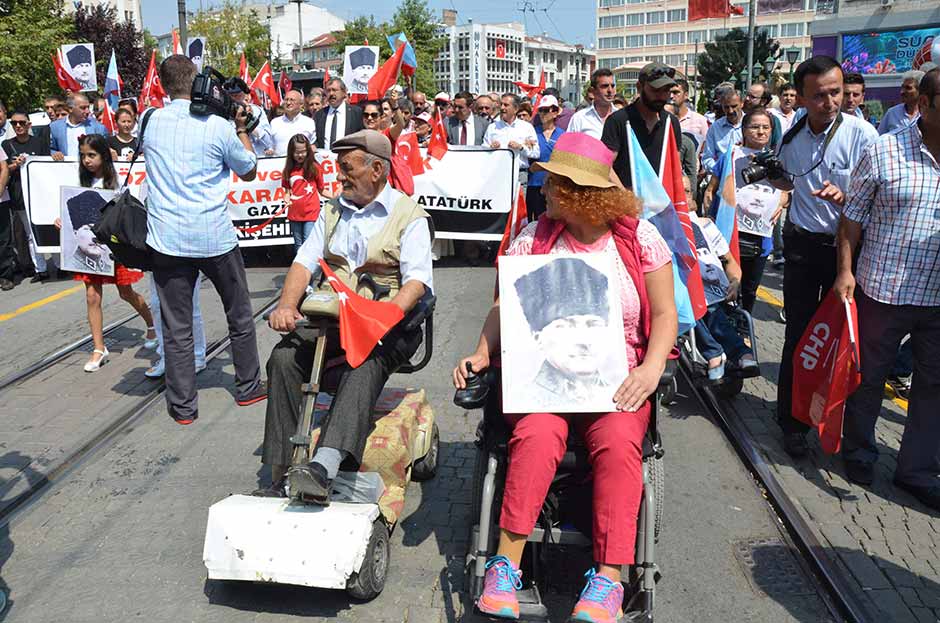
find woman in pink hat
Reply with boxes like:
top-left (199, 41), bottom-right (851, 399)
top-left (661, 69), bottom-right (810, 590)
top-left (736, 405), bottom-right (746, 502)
top-left (453, 132), bottom-right (678, 622)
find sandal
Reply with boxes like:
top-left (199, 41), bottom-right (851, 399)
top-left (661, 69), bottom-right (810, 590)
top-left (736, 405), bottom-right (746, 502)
top-left (84, 349), bottom-right (110, 373)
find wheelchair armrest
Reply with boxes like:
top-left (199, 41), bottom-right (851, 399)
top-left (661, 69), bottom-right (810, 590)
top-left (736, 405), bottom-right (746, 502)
top-left (397, 313), bottom-right (434, 374)
top-left (401, 291), bottom-right (437, 334)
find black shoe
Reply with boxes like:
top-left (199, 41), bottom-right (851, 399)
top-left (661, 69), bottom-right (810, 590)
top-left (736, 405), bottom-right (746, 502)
top-left (0, 279), bottom-right (13, 291)
top-left (250, 479), bottom-right (287, 498)
top-left (236, 380), bottom-right (268, 406)
top-left (844, 459), bottom-right (875, 485)
top-left (30, 271), bottom-right (49, 283)
top-left (783, 432), bottom-right (808, 458)
top-left (893, 479), bottom-right (940, 512)
top-left (886, 375), bottom-right (911, 400)
top-left (288, 463), bottom-right (332, 505)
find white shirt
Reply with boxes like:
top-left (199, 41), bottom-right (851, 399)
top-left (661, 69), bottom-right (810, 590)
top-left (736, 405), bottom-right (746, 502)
top-left (483, 117), bottom-right (539, 169)
top-left (294, 183), bottom-right (434, 291)
top-left (769, 108), bottom-right (797, 134)
top-left (65, 120), bottom-right (86, 157)
top-left (777, 112), bottom-right (878, 235)
top-left (0, 121), bottom-right (13, 141)
top-left (0, 145), bottom-right (8, 202)
top-left (453, 114), bottom-right (477, 145)
top-left (567, 105), bottom-right (612, 139)
top-left (324, 104), bottom-right (348, 150)
top-left (270, 113), bottom-right (317, 156)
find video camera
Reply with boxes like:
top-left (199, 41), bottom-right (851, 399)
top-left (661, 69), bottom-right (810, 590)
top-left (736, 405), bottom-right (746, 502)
top-left (190, 66), bottom-right (259, 133)
top-left (740, 148), bottom-right (794, 191)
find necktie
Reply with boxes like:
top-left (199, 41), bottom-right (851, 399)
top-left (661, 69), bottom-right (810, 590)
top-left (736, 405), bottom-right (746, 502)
top-left (329, 108), bottom-right (338, 147)
top-left (460, 120), bottom-right (467, 145)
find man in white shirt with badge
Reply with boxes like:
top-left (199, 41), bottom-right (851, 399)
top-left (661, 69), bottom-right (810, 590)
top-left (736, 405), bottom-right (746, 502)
top-left (567, 68), bottom-right (616, 139)
top-left (270, 89), bottom-right (317, 155)
top-left (483, 93), bottom-right (540, 187)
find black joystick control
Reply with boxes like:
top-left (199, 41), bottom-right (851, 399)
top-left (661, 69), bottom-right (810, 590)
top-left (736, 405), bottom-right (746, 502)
top-left (453, 361), bottom-right (490, 410)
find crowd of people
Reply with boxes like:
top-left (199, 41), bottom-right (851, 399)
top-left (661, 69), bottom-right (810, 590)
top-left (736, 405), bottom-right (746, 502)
top-left (0, 50), bottom-right (938, 620)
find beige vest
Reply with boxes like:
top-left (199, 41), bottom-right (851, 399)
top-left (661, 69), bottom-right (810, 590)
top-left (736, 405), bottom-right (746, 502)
top-left (318, 192), bottom-right (429, 301)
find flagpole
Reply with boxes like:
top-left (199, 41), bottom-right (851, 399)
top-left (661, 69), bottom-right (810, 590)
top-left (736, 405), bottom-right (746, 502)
top-left (745, 0), bottom-right (756, 90)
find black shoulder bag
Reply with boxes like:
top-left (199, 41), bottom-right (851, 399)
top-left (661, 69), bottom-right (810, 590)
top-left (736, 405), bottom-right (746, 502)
top-left (93, 107), bottom-right (157, 270)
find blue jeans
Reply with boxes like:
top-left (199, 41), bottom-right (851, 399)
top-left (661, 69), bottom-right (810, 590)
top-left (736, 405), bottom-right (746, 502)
top-left (694, 304), bottom-right (752, 362)
top-left (291, 220), bottom-right (315, 254)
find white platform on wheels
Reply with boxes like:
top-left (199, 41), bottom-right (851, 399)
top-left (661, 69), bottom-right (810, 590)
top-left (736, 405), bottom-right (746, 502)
top-left (203, 494), bottom-right (380, 589)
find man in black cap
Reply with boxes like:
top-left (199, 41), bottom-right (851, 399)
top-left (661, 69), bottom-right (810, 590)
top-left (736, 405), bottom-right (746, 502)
top-left (601, 62), bottom-right (682, 189)
top-left (223, 77), bottom-right (274, 154)
top-left (348, 47), bottom-right (377, 94)
top-left (514, 257), bottom-right (618, 408)
top-left (260, 129), bottom-right (433, 503)
top-left (66, 45), bottom-right (96, 91)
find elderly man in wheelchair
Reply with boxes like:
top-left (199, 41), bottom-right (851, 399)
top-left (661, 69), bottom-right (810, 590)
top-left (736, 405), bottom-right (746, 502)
top-left (453, 133), bottom-right (678, 622)
top-left (259, 129), bottom-right (433, 503)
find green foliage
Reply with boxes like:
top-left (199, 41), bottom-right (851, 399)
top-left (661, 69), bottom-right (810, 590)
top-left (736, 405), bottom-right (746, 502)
top-left (189, 0), bottom-right (269, 78)
top-left (74, 4), bottom-right (149, 94)
top-left (696, 28), bottom-right (780, 95)
top-left (0, 0), bottom-right (74, 108)
top-left (696, 90), bottom-right (708, 114)
top-left (331, 0), bottom-right (444, 94)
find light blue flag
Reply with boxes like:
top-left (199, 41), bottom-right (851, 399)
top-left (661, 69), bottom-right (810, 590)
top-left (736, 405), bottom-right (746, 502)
top-left (104, 50), bottom-right (121, 110)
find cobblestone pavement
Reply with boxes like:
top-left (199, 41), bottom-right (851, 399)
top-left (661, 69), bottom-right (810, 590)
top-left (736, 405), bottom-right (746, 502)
top-left (0, 263), bottom-right (834, 622)
top-left (725, 267), bottom-right (940, 623)
top-left (0, 269), bottom-right (284, 516)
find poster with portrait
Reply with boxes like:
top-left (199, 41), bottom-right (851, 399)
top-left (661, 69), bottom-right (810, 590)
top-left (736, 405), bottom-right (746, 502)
top-left (61, 43), bottom-right (97, 92)
top-left (188, 37), bottom-right (207, 72)
top-left (343, 46), bottom-right (379, 95)
top-left (498, 253), bottom-right (628, 414)
top-left (60, 186), bottom-right (115, 276)
top-left (734, 148), bottom-right (781, 238)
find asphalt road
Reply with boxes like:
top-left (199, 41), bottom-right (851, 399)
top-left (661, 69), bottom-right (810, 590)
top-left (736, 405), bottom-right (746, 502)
top-left (0, 261), bottom-right (832, 622)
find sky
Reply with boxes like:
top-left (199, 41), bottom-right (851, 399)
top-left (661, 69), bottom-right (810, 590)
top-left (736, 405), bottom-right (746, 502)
top-left (141, 0), bottom-right (597, 47)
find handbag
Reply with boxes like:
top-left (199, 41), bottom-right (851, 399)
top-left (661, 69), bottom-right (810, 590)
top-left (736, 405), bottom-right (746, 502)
top-left (93, 108), bottom-right (156, 270)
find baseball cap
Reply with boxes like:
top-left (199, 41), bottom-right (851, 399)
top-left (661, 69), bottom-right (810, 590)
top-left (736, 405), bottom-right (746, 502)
top-left (434, 92), bottom-right (451, 102)
top-left (537, 95), bottom-right (560, 109)
top-left (330, 129), bottom-right (392, 161)
top-left (414, 112), bottom-right (432, 124)
top-left (638, 62), bottom-right (677, 89)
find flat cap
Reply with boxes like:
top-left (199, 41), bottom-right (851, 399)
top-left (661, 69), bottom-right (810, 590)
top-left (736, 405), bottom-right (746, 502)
top-left (330, 129), bottom-right (392, 161)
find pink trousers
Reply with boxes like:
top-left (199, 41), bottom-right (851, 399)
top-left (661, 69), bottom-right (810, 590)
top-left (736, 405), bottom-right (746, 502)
top-left (499, 404), bottom-right (651, 565)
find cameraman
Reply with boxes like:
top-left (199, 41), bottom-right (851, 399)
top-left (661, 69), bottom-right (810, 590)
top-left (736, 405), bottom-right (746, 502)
top-left (774, 56), bottom-right (878, 457)
top-left (223, 77), bottom-right (274, 155)
top-left (143, 55), bottom-right (266, 425)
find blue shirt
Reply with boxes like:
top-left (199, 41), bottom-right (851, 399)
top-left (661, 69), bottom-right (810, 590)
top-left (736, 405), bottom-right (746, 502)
top-left (702, 116), bottom-right (742, 175)
top-left (294, 183), bottom-right (434, 292)
top-left (528, 127), bottom-right (564, 187)
top-left (777, 112), bottom-right (878, 235)
top-left (877, 103), bottom-right (920, 136)
top-left (143, 99), bottom-right (257, 258)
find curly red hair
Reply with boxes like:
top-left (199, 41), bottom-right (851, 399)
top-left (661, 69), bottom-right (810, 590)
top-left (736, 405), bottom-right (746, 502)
top-left (546, 172), bottom-right (641, 226)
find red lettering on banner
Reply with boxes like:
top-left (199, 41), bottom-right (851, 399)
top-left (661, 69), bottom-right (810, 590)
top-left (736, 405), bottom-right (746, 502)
top-left (274, 187), bottom-right (286, 200)
top-left (256, 189), bottom-right (271, 202)
top-left (239, 190), bottom-right (254, 203)
top-left (319, 159), bottom-right (336, 175)
top-left (227, 191), bottom-right (238, 204)
top-left (269, 170), bottom-right (282, 181)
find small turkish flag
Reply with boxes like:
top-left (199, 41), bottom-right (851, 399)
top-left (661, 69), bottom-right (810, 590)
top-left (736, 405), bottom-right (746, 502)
top-left (239, 53), bottom-right (252, 84)
top-left (278, 70), bottom-right (292, 96)
top-left (250, 61), bottom-right (281, 108)
top-left (139, 50), bottom-right (166, 110)
top-left (323, 66), bottom-right (330, 87)
top-left (318, 260), bottom-right (405, 368)
top-left (396, 132), bottom-right (425, 176)
top-left (53, 52), bottom-right (82, 92)
top-left (101, 99), bottom-right (117, 134)
top-left (496, 40), bottom-right (506, 59)
top-left (427, 109), bottom-right (449, 161)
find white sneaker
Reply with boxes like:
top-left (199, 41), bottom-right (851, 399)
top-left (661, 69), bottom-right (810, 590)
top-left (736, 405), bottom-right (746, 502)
top-left (84, 349), bottom-right (110, 372)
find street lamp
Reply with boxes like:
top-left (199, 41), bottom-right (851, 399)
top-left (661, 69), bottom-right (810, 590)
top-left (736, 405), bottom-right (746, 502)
top-left (752, 63), bottom-right (762, 82)
top-left (575, 44), bottom-right (584, 105)
top-left (738, 68), bottom-right (749, 89)
top-left (786, 46), bottom-right (801, 81)
top-left (763, 55), bottom-right (776, 78)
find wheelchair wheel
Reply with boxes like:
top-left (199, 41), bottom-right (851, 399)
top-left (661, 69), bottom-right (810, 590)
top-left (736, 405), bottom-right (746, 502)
top-left (346, 519), bottom-right (390, 601)
top-left (715, 377), bottom-right (744, 399)
top-left (649, 456), bottom-right (664, 543)
top-left (411, 422), bottom-right (439, 482)
top-left (660, 376), bottom-right (678, 406)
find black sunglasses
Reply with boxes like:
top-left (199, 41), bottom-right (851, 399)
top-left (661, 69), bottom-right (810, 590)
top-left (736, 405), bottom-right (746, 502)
top-left (538, 106), bottom-right (558, 114)
top-left (363, 112), bottom-right (381, 119)
top-left (646, 67), bottom-right (676, 80)
top-left (10, 120), bottom-right (28, 126)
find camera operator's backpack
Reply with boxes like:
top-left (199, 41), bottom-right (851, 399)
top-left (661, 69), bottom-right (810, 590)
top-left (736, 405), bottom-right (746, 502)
top-left (93, 107), bottom-right (156, 270)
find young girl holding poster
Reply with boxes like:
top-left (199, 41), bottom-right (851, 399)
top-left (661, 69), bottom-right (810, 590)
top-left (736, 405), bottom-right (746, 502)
top-left (56, 134), bottom-right (156, 372)
top-left (281, 134), bottom-right (332, 253)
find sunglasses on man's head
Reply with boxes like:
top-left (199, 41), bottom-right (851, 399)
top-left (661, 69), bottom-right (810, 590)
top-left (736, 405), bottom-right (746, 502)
top-left (647, 67), bottom-right (675, 80)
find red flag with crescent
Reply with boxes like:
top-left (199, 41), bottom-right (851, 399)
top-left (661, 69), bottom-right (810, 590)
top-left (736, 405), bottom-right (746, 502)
top-left (427, 109), bottom-right (449, 161)
top-left (53, 51), bottom-right (82, 92)
top-left (250, 61), bottom-right (281, 108)
top-left (139, 50), bottom-right (166, 110)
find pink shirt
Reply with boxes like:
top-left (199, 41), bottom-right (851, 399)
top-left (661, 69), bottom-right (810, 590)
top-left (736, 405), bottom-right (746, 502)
top-left (507, 220), bottom-right (671, 370)
top-left (679, 108), bottom-right (710, 140)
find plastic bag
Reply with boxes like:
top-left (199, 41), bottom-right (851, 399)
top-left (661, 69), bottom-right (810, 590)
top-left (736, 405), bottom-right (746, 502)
top-left (791, 291), bottom-right (861, 454)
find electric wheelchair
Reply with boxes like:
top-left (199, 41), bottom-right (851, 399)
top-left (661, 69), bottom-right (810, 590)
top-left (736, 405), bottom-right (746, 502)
top-left (453, 361), bottom-right (677, 622)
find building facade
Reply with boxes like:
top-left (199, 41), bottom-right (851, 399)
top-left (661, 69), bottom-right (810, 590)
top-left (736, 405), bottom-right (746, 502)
top-left (434, 21), bottom-right (527, 95)
top-left (292, 32), bottom-right (343, 74)
top-left (69, 0), bottom-right (144, 30)
top-left (525, 34), bottom-right (597, 104)
top-left (594, 0), bottom-right (815, 96)
top-left (810, 0), bottom-right (939, 107)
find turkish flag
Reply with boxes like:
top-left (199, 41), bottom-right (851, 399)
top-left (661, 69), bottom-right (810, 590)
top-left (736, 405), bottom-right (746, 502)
top-left (101, 99), bottom-right (117, 134)
top-left (239, 53), bottom-right (251, 84)
top-left (139, 50), bottom-right (166, 110)
top-left (250, 61), bottom-right (281, 108)
top-left (513, 69), bottom-right (546, 107)
top-left (52, 52), bottom-right (82, 92)
top-left (396, 132), bottom-right (425, 176)
top-left (323, 66), bottom-right (330, 88)
top-left (368, 42), bottom-right (406, 100)
top-left (171, 29), bottom-right (183, 55)
top-left (496, 41), bottom-right (506, 58)
top-left (288, 171), bottom-right (322, 221)
top-left (792, 293), bottom-right (861, 454)
top-left (278, 70), bottom-right (292, 97)
top-left (318, 259), bottom-right (405, 368)
top-left (689, 0), bottom-right (743, 20)
top-left (427, 109), bottom-right (448, 160)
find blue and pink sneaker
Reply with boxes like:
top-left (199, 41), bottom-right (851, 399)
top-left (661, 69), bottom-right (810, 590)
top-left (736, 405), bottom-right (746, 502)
top-left (477, 555), bottom-right (523, 619)
top-left (569, 568), bottom-right (625, 622)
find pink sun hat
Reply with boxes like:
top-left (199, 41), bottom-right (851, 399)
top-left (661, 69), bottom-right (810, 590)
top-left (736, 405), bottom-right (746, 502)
top-left (530, 132), bottom-right (617, 188)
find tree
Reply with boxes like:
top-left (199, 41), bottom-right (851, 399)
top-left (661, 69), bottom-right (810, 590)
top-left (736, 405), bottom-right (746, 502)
top-left (332, 15), bottom-right (385, 59)
top-left (189, 0), bottom-right (269, 78)
top-left (74, 4), bottom-right (149, 95)
top-left (0, 0), bottom-right (74, 108)
top-left (389, 0), bottom-right (445, 94)
top-left (696, 28), bottom-right (780, 94)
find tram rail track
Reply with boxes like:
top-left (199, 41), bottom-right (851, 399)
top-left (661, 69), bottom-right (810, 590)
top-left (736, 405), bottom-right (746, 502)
top-left (677, 358), bottom-right (874, 623)
top-left (0, 295), bottom-right (281, 527)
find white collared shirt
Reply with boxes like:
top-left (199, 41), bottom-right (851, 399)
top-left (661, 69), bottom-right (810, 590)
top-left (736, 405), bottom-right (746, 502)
top-left (324, 103), bottom-right (347, 150)
top-left (455, 114), bottom-right (476, 145)
top-left (65, 119), bottom-right (86, 157)
top-left (482, 117), bottom-right (539, 168)
top-left (567, 104), bottom-right (612, 139)
top-left (294, 183), bottom-right (434, 291)
top-left (769, 108), bottom-right (797, 134)
top-left (270, 112), bottom-right (317, 155)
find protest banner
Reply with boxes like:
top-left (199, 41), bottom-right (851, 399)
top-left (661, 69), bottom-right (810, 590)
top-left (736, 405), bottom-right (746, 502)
top-left (23, 148), bottom-right (518, 252)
